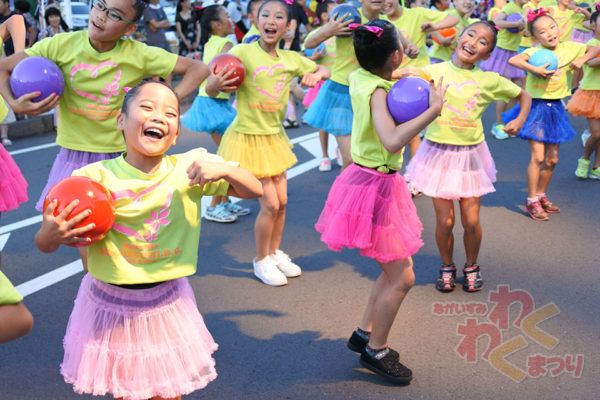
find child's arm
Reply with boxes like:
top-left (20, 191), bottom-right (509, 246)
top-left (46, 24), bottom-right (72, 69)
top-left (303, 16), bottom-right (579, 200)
top-left (503, 89), bottom-right (532, 136)
top-left (300, 65), bottom-right (330, 88)
top-left (0, 14), bottom-right (26, 52)
top-left (204, 65), bottom-right (240, 97)
top-left (304, 14), bottom-right (352, 49)
top-left (34, 199), bottom-right (96, 253)
top-left (494, 12), bottom-right (525, 31)
top-left (171, 56), bottom-right (211, 100)
top-left (372, 78), bottom-right (447, 153)
top-left (570, 45), bottom-right (600, 70)
top-left (508, 52), bottom-right (555, 78)
top-left (186, 161), bottom-right (263, 199)
top-left (421, 14), bottom-right (460, 32)
top-left (0, 303), bottom-right (34, 344)
top-left (397, 31), bottom-right (419, 59)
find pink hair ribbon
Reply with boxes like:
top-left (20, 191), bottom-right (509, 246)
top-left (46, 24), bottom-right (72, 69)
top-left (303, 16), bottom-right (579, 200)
top-left (348, 23), bottom-right (384, 38)
top-left (283, 0), bottom-right (294, 5)
top-left (527, 8), bottom-right (548, 23)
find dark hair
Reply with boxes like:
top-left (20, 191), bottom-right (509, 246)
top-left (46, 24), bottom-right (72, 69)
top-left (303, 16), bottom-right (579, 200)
top-left (316, 0), bottom-right (335, 22)
top-left (430, 0), bottom-right (445, 9)
top-left (45, 6), bottom-right (70, 32)
top-left (121, 80), bottom-right (180, 115)
top-left (462, 20), bottom-right (498, 52)
top-left (14, 1), bottom-right (30, 13)
top-left (257, 0), bottom-right (292, 22)
top-left (353, 20), bottom-right (400, 73)
top-left (591, 8), bottom-right (600, 25)
top-left (198, 4), bottom-right (224, 47)
top-left (132, 0), bottom-right (148, 22)
top-left (527, 13), bottom-right (556, 37)
top-left (248, 0), bottom-right (264, 15)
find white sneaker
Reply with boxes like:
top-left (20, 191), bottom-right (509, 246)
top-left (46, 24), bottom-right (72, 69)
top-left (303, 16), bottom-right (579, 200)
top-left (581, 129), bottom-right (591, 147)
top-left (2, 138), bottom-right (12, 146)
top-left (319, 157), bottom-right (332, 172)
top-left (271, 250), bottom-right (302, 278)
top-left (253, 256), bottom-right (288, 286)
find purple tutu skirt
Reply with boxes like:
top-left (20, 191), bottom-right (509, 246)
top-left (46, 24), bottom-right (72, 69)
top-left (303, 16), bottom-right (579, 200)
top-left (571, 29), bottom-right (593, 43)
top-left (0, 144), bottom-right (28, 212)
top-left (479, 47), bottom-right (526, 79)
top-left (61, 274), bottom-right (218, 400)
top-left (405, 140), bottom-right (497, 200)
top-left (36, 148), bottom-right (121, 211)
top-left (315, 163), bottom-right (423, 263)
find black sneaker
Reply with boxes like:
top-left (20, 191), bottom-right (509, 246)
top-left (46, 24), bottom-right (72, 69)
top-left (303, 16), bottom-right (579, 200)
top-left (347, 331), bottom-right (399, 359)
top-left (436, 264), bottom-right (457, 292)
top-left (463, 264), bottom-right (483, 292)
top-left (360, 347), bottom-right (412, 385)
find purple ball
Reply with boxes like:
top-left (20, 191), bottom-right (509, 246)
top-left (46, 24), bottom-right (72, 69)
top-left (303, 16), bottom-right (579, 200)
top-left (387, 77), bottom-right (430, 124)
top-left (10, 56), bottom-right (65, 102)
top-left (506, 13), bottom-right (523, 34)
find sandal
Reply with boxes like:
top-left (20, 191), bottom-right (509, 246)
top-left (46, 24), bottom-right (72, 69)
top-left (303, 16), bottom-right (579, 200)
top-left (283, 118), bottom-right (299, 129)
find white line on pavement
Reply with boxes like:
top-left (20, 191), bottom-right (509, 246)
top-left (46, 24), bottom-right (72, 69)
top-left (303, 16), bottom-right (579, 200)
top-left (16, 260), bottom-right (83, 297)
top-left (8, 142), bottom-right (58, 156)
top-left (0, 233), bottom-right (10, 251)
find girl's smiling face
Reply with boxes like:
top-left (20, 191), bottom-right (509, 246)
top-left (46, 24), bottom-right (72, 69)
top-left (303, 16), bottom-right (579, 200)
top-left (454, 0), bottom-right (474, 16)
top-left (118, 83), bottom-right (180, 162)
top-left (257, 1), bottom-right (290, 46)
top-left (455, 23), bottom-right (496, 65)
top-left (531, 16), bottom-right (559, 49)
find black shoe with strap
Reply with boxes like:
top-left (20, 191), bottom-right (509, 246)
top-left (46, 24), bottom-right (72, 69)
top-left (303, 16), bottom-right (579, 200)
top-left (360, 346), bottom-right (412, 385)
top-left (436, 264), bottom-right (456, 292)
top-left (347, 330), bottom-right (399, 360)
top-left (463, 264), bottom-right (483, 292)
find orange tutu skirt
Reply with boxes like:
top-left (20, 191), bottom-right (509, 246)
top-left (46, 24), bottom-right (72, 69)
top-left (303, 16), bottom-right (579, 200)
top-left (567, 89), bottom-right (600, 119)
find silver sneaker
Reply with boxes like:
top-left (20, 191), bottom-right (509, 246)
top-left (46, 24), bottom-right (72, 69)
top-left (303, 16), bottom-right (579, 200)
top-left (224, 200), bottom-right (251, 216)
top-left (204, 204), bottom-right (237, 223)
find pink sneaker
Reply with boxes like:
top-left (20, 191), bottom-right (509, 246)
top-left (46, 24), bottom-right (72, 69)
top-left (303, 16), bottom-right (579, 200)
top-left (538, 195), bottom-right (560, 214)
top-left (319, 157), bottom-right (332, 172)
top-left (526, 200), bottom-right (549, 221)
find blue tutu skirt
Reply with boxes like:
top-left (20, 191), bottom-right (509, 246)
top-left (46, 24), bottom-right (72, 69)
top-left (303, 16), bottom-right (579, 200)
top-left (503, 99), bottom-right (575, 144)
top-left (182, 96), bottom-right (236, 135)
top-left (303, 80), bottom-right (353, 136)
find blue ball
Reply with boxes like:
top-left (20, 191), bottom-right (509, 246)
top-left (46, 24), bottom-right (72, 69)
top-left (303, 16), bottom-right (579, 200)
top-left (330, 4), bottom-right (361, 31)
top-left (304, 43), bottom-right (326, 58)
top-left (528, 49), bottom-right (558, 71)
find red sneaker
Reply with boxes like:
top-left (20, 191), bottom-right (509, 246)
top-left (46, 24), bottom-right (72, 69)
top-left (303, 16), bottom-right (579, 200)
top-left (538, 195), bottom-right (560, 214)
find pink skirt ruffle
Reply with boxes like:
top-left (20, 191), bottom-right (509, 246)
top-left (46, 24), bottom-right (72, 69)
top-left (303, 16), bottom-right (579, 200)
top-left (0, 144), bottom-right (28, 212)
top-left (61, 274), bottom-right (218, 400)
top-left (302, 79), bottom-right (324, 108)
top-left (315, 163), bottom-right (423, 263)
top-left (405, 139), bottom-right (497, 200)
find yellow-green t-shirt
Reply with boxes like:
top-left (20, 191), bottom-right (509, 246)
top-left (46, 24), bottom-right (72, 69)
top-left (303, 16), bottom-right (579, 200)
top-left (423, 61), bottom-right (522, 145)
top-left (0, 271), bottom-right (23, 305)
top-left (580, 37), bottom-right (600, 90)
top-left (429, 9), bottom-right (478, 62)
top-left (25, 31), bottom-right (177, 153)
top-left (198, 35), bottom-right (234, 99)
top-left (523, 41), bottom-right (587, 98)
top-left (390, 6), bottom-right (447, 67)
top-left (540, 0), bottom-right (558, 6)
top-left (550, 6), bottom-right (583, 42)
top-left (349, 68), bottom-right (401, 171)
top-left (242, 24), bottom-right (260, 43)
top-left (330, 36), bottom-right (359, 85)
top-left (0, 38), bottom-right (6, 122)
top-left (228, 42), bottom-right (317, 135)
top-left (497, 2), bottom-right (525, 51)
top-left (304, 30), bottom-right (337, 68)
top-left (488, 7), bottom-right (502, 21)
top-left (73, 149), bottom-right (230, 284)
top-left (573, 0), bottom-right (592, 32)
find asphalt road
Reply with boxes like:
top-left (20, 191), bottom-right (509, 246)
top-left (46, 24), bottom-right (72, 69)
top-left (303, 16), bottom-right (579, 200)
top-left (1, 105), bottom-right (599, 400)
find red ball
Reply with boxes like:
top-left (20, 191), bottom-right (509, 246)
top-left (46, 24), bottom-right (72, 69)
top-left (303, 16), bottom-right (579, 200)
top-left (43, 176), bottom-right (116, 247)
top-left (209, 54), bottom-right (245, 89)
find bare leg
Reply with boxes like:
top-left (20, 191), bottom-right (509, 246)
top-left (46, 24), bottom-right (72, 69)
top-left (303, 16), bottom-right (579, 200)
top-left (432, 198), bottom-right (456, 266)
top-left (209, 133), bottom-right (227, 208)
top-left (319, 130), bottom-right (329, 158)
top-left (459, 197), bottom-right (482, 265)
top-left (537, 144), bottom-right (559, 195)
top-left (0, 303), bottom-right (34, 343)
top-left (269, 173), bottom-right (288, 253)
top-left (583, 119), bottom-right (600, 165)
top-left (527, 140), bottom-right (545, 198)
top-left (360, 258), bottom-right (415, 349)
top-left (335, 135), bottom-right (352, 170)
top-left (254, 177), bottom-right (279, 260)
top-left (495, 100), bottom-right (508, 125)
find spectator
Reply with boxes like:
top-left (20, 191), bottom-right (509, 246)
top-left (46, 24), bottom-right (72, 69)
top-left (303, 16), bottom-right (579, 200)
top-left (143, 0), bottom-right (171, 52)
top-left (38, 6), bottom-right (69, 41)
top-left (176, 0), bottom-right (200, 57)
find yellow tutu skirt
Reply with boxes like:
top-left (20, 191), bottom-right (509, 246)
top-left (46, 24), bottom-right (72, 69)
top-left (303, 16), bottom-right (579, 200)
top-left (567, 89), bottom-right (600, 119)
top-left (217, 130), bottom-right (297, 178)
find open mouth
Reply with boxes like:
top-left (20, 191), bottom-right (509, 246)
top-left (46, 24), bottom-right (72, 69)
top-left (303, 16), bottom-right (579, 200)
top-left (143, 127), bottom-right (165, 140)
top-left (91, 20), bottom-right (103, 31)
top-left (462, 46), bottom-right (475, 55)
top-left (264, 27), bottom-right (277, 36)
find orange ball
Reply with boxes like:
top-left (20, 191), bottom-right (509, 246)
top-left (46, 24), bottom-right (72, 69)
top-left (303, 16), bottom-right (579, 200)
top-left (432, 27), bottom-right (457, 45)
top-left (209, 54), bottom-right (246, 90)
top-left (43, 176), bottom-right (116, 247)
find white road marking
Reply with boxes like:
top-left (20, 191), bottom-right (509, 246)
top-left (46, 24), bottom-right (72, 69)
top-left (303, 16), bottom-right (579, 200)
top-left (8, 142), bottom-right (58, 156)
top-left (6, 131), bottom-right (339, 297)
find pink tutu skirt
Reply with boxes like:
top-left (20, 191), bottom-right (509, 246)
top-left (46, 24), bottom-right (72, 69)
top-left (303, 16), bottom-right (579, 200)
top-left (302, 80), bottom-right (324, 108)
top-left (315, 163), bottom-right (423, 263)
top-left (0, 144), bottom-right (28, 212)
top-left (405, 139), bottom-right (497, 200)
top-left (61, 274), bottom-right (218, 400)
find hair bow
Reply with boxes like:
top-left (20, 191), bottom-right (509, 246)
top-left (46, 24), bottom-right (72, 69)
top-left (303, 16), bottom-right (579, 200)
top-left (283, 0), bottom-right (294, 5)
top-left (348, 23), bottom-right (384, 38)
top-left (527, 8), bottom-right (547, 23)
top-left (596, 3), bottom-right (600, 12)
